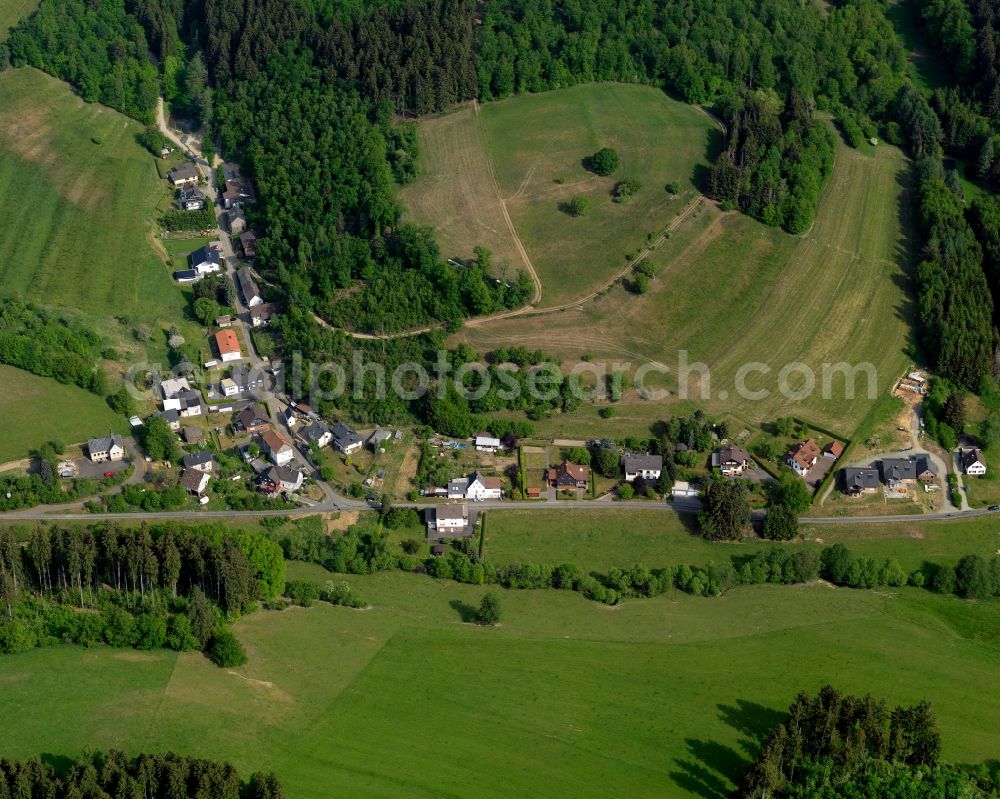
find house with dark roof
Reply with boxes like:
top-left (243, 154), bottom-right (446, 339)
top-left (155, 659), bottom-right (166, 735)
top-left (301, 421), bottom-right (332, 449)
top-left (881, 458), bottom-right (917, 489)
top-left (223, 176), bottom-right (255, 209)
top-left (548, 460), bottom-right (589, 489)
top-left (258, 465), bottom-right (303, 495)
top-left (249, 302), bottom-right (280, 328)
top-left (177, 187), bottom-right (206, 210)
top-left (181, 451), bottom-right (214, 473)
top-left (236, 267), bottom-right (263, 307)
top-left (622, 454), bottom-right (663, 482)
top-left (175, 388), bottom-right (204, 418)
top-left (425, 505), bottom-right (473, 540)
top-left (843, 467), bottom-right (879, 496)
top-left (158, 409), bottom-right (181, 431)
top-left (331, 422), bottom-right (362, 455)
top-left (713, 446), bottom-right (751, 477)
top-left (914, 455), bottom-right (938, 482)
top-left (87, 435), bottom-right (125, 463)
top-left (167, 163), bottom-right (199, 186)
top-left (189, 245), bottom-right (221, 274)
top-left (233, 404), bottom-right (269, 435)
top-left (447, 472), bottom-right (503, 500)
top-left (239, 230), bottom-right (258, 258)
top-left (182, 426), bottom-right (204, 445)
top-left (786, 439), bottom-right (821, 476)
top-left (961, 448), bottom-right (987, 476)
top-left (173, 269), bottom-right (201, 284)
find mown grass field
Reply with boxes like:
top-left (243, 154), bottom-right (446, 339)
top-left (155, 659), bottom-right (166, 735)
top-left (402, 83), bottom-right (717, 307)
top-left (485, 509), bottom-right (1000, 573)
top-left (0, 68), bottom-right (187, 327)
top-left (0, 0), bottom-right (36, 40)
top-left (0, 365), bottom-right (124, 462)
top-left (0, 565), bottom-right (997, 799)
top-left (458, 131), bottom-right (915, 438)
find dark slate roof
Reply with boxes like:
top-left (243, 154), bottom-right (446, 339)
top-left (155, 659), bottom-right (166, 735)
top-left (915, 455), bottom-right (937, 477)
top-left (881, 458), bottom-right (917, 482)
top-left (158, 409), bottom-right (180, 423)
top-left (331, 421), bottom-right (361, 448)
top-left (843, 467), bottom-right (879, 490)
top-left (88, 434), bottom-right (124, 452)
top-left (622, 454), bottom-right (663, 472)
top-left (182, 451), bottom-right (214, 468)
top-left (188, 246), bottom-right (220, 267)
top-left (236, 266), bottom-right (261, 300)
top-left (301, 421), bottom-right (330, 443)
top-left (173, 269), bottom-right (200, 281)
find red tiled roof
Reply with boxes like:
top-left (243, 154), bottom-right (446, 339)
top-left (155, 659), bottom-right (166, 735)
top-left (214, 329), bottom-right (240, 355)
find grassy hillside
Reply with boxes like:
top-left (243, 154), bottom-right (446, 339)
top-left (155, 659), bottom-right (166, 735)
top-left (0, 569), bottom-right (996, 798)
top-left (458, 131), bottom-right (915, 437)
top-left (0, 0), bottom-right (36, 40)
top-left (0, 365), bottom-right (123, 462)
top-left (401, 83), bottom-right (717, 307)
top-left (0, 68), bottom-right (186, 327)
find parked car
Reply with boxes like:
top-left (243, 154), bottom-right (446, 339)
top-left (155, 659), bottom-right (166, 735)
top-left (989, 505), bottom-right (1000, 512)
top-left (103, 471), bottom-right (115, 478)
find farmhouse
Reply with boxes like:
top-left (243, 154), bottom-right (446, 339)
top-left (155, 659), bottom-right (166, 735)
top-left (474, 434), bottom-right (501, 453)
top-left (301, 421), bottom-right (332, 448)
top-left (236, 267), bottom-right (263, 307)
top-left (234, 404), bottom-right (269, 434)
top-left (261, 428), bottom-right (294, 466)
top-left (177, 187), bottom-right (205, 210)
top-left (87, 435), bottom-right (125, 463)
top-left (712, 446), bottom-right (751, 477)
top-left (181, 451), bottom-right (214, 473)
top-left (549, 460), bottom-right (590, 489)
top-left (331, 422), bottom-right (363, 455)
top-left (214, 329), bottom-right (242, 362)
top-left (239, 231), bottom-right (258, 258)
top-left (425, 505), bottom-right (472, 540)
top-left (249, 303), bottom-right (280, 327)
top-left (167, 163), bottom-right (199, 186)
top-left (842, 467), bottom-right (879, 496)
top-left (448, 472), bottom-right (503, 500)
top-left (786, 439), bottom-right (821, 476)
top-left (622, 454), bottom-right (663, 482)
top-left (189, 245), bottom-right (221, 274)
top-left (258, 465), bottom-right (303, 495)
top-left (961, 448), bottom-right (988, 476)
top-left (180, 468), bottom-right (210, 496)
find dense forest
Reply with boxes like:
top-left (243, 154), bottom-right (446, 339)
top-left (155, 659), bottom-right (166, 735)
top-left (0, 752), bottom-right (284, 799)
top-left (740, 686), bottom-right (998, 798)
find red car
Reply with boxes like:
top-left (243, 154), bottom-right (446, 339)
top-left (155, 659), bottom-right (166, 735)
top-left (103, 471), bottom-right (115, 478)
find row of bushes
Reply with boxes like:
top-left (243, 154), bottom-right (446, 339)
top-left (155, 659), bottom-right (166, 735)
top-left (279, 579), bottom-right (366, 609)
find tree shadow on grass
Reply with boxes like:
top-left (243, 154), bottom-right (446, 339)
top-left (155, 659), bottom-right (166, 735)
top-left (717, 700), bottom-right (786, 757)
top-left (40, 753), bottom-right (75, 776)
top-left (449, 599), bottom-right (477, 623)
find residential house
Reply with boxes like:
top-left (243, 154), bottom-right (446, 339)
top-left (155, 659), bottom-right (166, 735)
top-left (159, 377), bottom-right (191, 399)
top-left (182, 451), bottom-right (214, 473)
top-left (173, 269), bottom-right (201, 284)
top-left (180, 468), bottom-right (210, 496)
top-left (331, 422), bottom-right (362, 455)
top-left (843, 467), bottom-right (879, 496)
top-left (175, 389), bottom-right (204, 418)
top-left (713, 446), bottom-right (751, 477)
top-left (87, 435), bottom-right (125, 463)
top-left (881, 458), bottom-right (917, 490)
top-left (236, 267), bottom-right (263, 307)
top-left (961, 448), bottom-right (988, 476)
top-left (215, 329), bottom-right (242, 363)
top-left (474, 434), bottom-right (501, 453)
top-left (239, 231), bottom-right (258, 258)
top-left (301, 421), bottom-right (332, 449)
top-left (823, 441), bottom-right (845, 460)
top-left (220, 378), bottom-right (239, 397)
top-left (448, 472), bottom-right (503, 501)
top-left (249, 302), bottom-right (280, 327)
top-left (786, 439), bottom-right (821, 476)
top-left (189, 245), bottom-right (221, 275)
top-left (367, 427), bottom-right (392, 450)
top-left (279, 407), bottom-right (298, 429)
top-left (167, 163), bottom-right (199, 187)
top-left (261, 428), bottom-right (294, 466)
top-left (548, 460), bottom-right (590, 490)
top-left (258, 465), bottom-right (303, 495)
top-left (233, 404), bottom-right (269, 435)
top-left (425, 505), bottom-right (472, 540)
top-left (227, 206), bottom-right (247, 236)
top-left (229, 366), bottom-right (264, 395)
top-left (622, 454), bottom-right (663, 482)
top-left (215, 315), bottom-right (233, 328)
top-left (177, 187), bottom-right (205, 210)
top-left (158, 409), bottom-right (181, 431)
top-left (181, 427), bottom-right (203, 445)
top-left (222, 176), bottom-right (255, 209)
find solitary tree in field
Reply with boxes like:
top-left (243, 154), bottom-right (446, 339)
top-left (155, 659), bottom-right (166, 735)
top-left (477, 592), bottom-right (501, 626)
top-left (567, 195), bottom-right (590, 216)
top-left (588, 147), bottom-right (620, 176)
